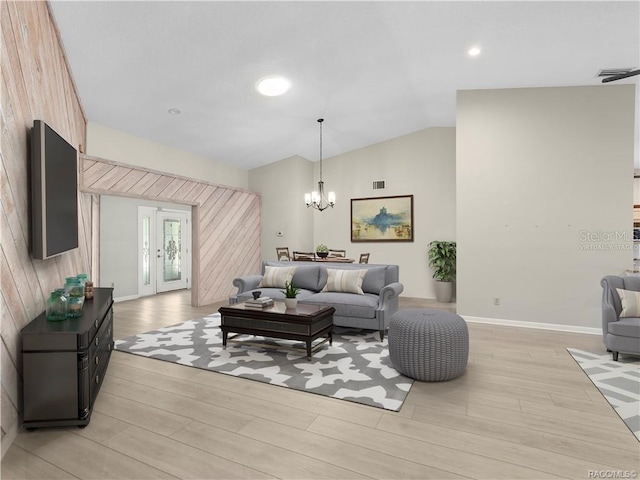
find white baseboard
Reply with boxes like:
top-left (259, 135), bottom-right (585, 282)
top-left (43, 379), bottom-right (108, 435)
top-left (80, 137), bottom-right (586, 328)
top-left (462, 315), bottom-right (601, 336)
top-left (113, 294), bottom-right (140, 303)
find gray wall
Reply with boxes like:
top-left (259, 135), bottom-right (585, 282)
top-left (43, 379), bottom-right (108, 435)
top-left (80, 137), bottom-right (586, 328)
top-left (249, 155), bottom-right (315, 258)
top-left (99, 196), bottom-right (191, 299)
top-left (314, 127), bottom-right (456, 298)
top-left (457, 85), bottom-right (635, 329)
top-left (250, 128), bottom-right (457, 298)
top-left (88, 122), bottom-right (249, 189)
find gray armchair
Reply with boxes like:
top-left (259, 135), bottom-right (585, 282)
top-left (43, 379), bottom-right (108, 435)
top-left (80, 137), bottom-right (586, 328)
top-left (600, 275), bottom-right (640, 361)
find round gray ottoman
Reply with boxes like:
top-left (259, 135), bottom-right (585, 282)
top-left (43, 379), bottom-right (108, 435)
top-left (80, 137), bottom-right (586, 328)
top-left (388, 309), bottom-right (469, 381)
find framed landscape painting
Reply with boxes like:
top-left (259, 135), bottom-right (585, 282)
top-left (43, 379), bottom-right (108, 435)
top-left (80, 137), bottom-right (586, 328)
top-left (351, 195), bottom-right (414, 242)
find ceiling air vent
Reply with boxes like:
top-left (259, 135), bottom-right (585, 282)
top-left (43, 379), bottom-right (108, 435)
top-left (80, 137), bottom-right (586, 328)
top-left (372, 180), bottom-right (386, 190)
top-left (597, 68), bottom-right (634, 78)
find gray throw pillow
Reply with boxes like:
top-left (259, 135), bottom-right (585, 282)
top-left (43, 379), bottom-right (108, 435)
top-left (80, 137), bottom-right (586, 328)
top-left (362, 266), bottom-right (387, 294)
top-left (291, 265), bottom-right (321, 291)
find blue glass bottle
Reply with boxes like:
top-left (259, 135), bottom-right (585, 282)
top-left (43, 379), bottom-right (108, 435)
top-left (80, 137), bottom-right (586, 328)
top-left (64, 277), bottom-right (85, 317)
top-left (46, 289), bottom-right (68, 321)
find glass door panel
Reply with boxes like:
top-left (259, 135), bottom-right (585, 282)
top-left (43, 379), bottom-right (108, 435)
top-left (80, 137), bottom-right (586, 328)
top-left (138, 206), bottom-right (156, 297)
top-left (142, 216), bottom-right (151, 285)
top-left (162, 218), bottom-right (181, 282)
top-left (156, 210), bottom-right (189, 293)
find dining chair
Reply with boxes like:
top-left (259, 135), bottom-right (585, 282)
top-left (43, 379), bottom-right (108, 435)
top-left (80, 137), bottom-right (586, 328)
top-left (328, 249), bottom-right (346, 257)
top-left (293, 251), bottom-right (316, 261)
top-left (359, 253), bottom-right (370, 264)
top-left (276, 247), bottom-right (290, 261)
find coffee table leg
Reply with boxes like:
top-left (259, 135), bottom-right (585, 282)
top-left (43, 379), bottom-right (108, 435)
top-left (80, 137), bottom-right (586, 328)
top-left (307, 341), bottom-right (312, 361)
top-left (222, 329), bottom-right (227, 349)
top-left (329, 331), bottom-right (333, 346)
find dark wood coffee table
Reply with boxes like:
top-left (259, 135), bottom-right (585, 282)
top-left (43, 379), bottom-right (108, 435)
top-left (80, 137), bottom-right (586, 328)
top-left (218, 302), bottom-right (335, 360)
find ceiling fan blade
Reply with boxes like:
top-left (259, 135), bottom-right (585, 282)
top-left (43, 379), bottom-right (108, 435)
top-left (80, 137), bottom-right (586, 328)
top-left (602, 69), bottom-right (640, 83)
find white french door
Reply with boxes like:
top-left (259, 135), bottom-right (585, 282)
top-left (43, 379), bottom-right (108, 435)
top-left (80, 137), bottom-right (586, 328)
top-left (138, 207), bottom-right (191, 296)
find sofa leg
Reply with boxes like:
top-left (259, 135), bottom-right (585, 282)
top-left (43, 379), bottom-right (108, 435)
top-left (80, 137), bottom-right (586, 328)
top-left (612, 351), bottom-right (619, 361)
top-left (379, 330), bottom-right (385, 342)
top-left (606, 349), bottom-right (612, 352)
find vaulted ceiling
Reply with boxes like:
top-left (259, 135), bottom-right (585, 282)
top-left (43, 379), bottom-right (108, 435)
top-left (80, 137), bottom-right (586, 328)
top-left (49, 1), bottom-right (639, 170)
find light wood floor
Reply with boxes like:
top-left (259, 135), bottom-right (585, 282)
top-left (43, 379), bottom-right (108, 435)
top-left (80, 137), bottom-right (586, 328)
top-left (3, 291), bottom-right (639, 479)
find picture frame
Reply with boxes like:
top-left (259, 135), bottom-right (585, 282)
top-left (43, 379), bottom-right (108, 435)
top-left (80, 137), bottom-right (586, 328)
top-left (351, 195), bottom-right (414, 242)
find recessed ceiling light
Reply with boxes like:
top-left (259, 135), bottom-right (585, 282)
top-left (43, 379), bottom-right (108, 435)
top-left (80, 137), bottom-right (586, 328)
top-left (168, 108), bottom-right (181, 115)
top-left (256, 76), bottom-right (291, 96)
top-left (468, 47), bottom-right (481, 56)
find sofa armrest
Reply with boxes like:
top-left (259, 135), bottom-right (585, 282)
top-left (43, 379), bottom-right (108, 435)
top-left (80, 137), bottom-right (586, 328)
top-left (233, 275), bottom-right (263, 295)
top-left (602, 303), bottom-right (618, 342)
top-left (601, 277), bottom-right (621, 342)
top-left (378, 282), bottom-right (404, 310)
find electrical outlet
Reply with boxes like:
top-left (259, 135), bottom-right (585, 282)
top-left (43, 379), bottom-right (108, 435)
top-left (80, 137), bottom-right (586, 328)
top-left (493, 297), bottom-right (500, 306)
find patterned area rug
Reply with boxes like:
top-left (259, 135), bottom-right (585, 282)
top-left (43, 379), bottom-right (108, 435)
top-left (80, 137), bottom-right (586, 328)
top-left (567, 348), bottom-right (640, 441)
top-left (115, 313), bottom-right (413, 411)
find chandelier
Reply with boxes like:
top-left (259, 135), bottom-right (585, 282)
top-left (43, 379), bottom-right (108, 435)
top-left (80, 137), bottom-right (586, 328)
top-left (305, 118), bottom-right (335, 211)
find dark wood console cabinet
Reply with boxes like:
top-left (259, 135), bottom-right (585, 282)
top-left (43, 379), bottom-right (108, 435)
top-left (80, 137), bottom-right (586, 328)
top-left (21, 287), bottom-right (114, 429)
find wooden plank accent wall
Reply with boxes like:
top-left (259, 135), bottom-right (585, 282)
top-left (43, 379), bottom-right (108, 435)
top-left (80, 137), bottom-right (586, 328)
top-left (79, 155), bottom-right (262, 308)
top-left (1, 1), bottom-right (90, 456)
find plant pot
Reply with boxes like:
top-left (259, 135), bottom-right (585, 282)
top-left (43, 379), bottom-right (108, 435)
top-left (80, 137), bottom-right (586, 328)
top-left (284, 298), bottom-right (298, 309)
top-left (434, 281), bottom-right (453, 303)
top-left (316, 251), bottom-right (328, 258)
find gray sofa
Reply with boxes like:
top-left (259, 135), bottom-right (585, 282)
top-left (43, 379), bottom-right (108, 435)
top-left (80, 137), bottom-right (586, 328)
top-left (600, 275), bottom-right (640, 361)
top-left (232, 260), bottom-right (404, 340)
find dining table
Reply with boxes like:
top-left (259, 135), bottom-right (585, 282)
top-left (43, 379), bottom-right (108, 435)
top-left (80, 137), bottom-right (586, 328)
top-left (295, 255), bottom-right (355, 263)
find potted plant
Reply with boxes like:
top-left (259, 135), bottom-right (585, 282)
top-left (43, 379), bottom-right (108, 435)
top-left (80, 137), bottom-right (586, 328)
top-left (427, 240), bottom-right (456, 303)
top-left (281, 281), bottom-right (301, 309)
top-left (316, 243), bottom-right (329, 258)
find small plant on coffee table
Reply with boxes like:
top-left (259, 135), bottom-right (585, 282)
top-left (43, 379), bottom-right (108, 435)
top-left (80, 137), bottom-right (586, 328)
top-left (281, 281), bottom-right (301, 309)
top-left (281, 281), bottom-right (300, 298)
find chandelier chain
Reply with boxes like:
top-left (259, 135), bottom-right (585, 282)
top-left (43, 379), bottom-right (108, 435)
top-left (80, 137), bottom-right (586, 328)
top-left (318, 118), bottom-right (323, 180)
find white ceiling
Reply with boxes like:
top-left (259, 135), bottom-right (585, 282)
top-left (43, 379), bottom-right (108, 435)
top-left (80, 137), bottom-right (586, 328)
top-left (49, 1), bottom-right (640, 170)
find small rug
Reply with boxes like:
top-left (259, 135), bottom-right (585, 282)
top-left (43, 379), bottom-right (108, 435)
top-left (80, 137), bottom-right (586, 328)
top-left (115, 313), bottom-right (413, 411)
top-left (567, 348), bottom-right (640, 441)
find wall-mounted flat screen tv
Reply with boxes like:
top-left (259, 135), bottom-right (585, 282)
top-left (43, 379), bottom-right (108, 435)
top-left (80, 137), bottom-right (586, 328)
top-left (31, 120), bottom-right (79, 259)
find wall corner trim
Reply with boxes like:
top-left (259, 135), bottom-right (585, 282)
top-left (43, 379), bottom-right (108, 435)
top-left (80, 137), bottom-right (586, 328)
top-left (1, 423), bottom-right (19, 459)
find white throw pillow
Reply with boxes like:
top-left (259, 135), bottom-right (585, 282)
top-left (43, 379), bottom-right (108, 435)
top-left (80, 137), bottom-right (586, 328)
top-left (322, 269), bottom-right (367, 295)
top-left (259, 266), bottom-right (297, 288)
top-left (616, 288), bottom-right (640, 318)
